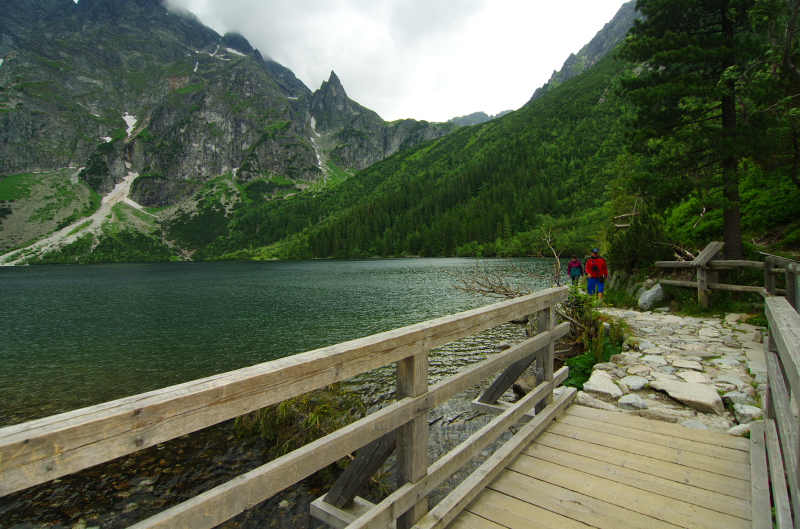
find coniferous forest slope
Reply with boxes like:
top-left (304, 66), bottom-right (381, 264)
top-left (2, 0), bottom-right (799, 265)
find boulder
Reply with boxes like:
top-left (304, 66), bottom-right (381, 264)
top-left (638, 284), bottom-right (666, 311)
top-left (727, 423), bottom-right (752, 436)
top-left (583, 370), bottom-right (623, 399)
top-left (650, 379), bottom-right (725, 415)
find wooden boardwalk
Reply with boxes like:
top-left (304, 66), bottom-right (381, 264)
top-left (450, 404), bottom-right (752, 529)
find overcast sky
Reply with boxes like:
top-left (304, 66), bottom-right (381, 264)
top-left (164, 0), bottom-right (630, 122)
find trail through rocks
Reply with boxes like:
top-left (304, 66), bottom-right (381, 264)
top-left (577, 307), bottom-right (767, 434)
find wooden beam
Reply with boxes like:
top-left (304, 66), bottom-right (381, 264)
top-left (761, 252), bottom-right (800, 273)
top-left (412, 388), bottom-right (577, 529)
top-left (659, 279), bottom-right (699, 288)
top-left (477, 353), bottom-right (538, 405)
top-left (786, 271), bottom-right (798, 309)
top-left (697, 267), bottom-right (709, 309)
top-left (765, 260), bottom-right (777, 296)
top-left (396, 353), bottom-right (429, 529)
top-left (126, 331), bottom-right (569, 529)
top-left (708, 260), bottom-right (765, 269)
top-left (0, 287), bottom-right (568, 497)
top-left (708, 283), bottom-right (768, 294)
top-left (348, 369), bottom-right (570, 529)
top-left (654, 261), bottom-right (695, 268)
top-left (749, 422), bottom-right (771, 529)
top-left (766, 297), bottom-right (800, 399)
top-left (691, 241), bottom-right (724, 267)
top-left (765, 419), bottom-right (794, 529)
top-left (539, 307), bottom-right (555, 408)
top-left (324, 431), bottom-right (397, 509)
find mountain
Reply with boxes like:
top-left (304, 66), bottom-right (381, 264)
top-left (448, 110), bottom-right (513, 127)
top-left (0, 0), bottom-right (458, 261)
top-left (309, 71), bottom-right (455, 172)
top-left (529, 0), bottom-right (638, 103)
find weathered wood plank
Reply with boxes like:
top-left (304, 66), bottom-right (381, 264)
top-left (766, 260), bottom-right (777, 295)
top-left (324, 431), bottom-right (396, 509)
top-left (787, 270), bottom-right (798, 309)
top-left (534, 431), bottom-right (751, 499)
top-left (539, 307), bottom-right (554, 408)
top-left (524, 441), bottom-right (751, 520)
top-left (660, 279), bottom-right (699, 288)
top-left (708, 283), bottom-right (768, 294)
top-left (0, 288), bottom-right (568, 497)
top-left (765, 349), bottom-right (799, 482)
top-left (750, 422), bottom-right (772, 529)
top-left (464, 488), bottom-right (587, 529)
top-left (709, 260), bottom-right (765, 269)
top-left (559, 414), bottom-right (749, 463)
top-left (692, 241), bottom-right (724, 267)
top-left (510, 453), bottom-right (750, 528)
top-left (396, 353), bottom-right (429, 529)
top-left (411, 388), bottom-right (576, 529)
top-left (348, 368), bottom-right (569, 529)
top-left (697, 267), bottom-right (710, 308)
top-left (477, 352), bottom-right (538, 405)
top-left (490, 468), bottom-right (679, 529)
top-left (765, 419), bottom-right (794, 529)
top-left (448, 510), bottom-right (505, 529)
top-left (126, 321), bottom-right (571, 529)
top-left (766, 297), bottom-right (800, 401)
top-left (564, 405), bottom-right (750, 450)
top-left (546, 421), bottom-right (751, 480)
top-left (762, 252), bottom-right (800, 273)
top-left (655, 261), bottom-right (696, 268)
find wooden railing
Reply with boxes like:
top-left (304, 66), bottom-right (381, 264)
top-left (655, 242), bottom-right (799, 310)
top-left (752, 295), bottom-right (800, 528)
top-left (0, 286), bottom-right (572, 529)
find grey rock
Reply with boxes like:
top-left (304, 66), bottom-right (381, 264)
top-left (734, 404), bottom-right (763, 424)
top-left (617, 381), bottom-right (630, 395)
top-left (711, 358), bottom-right (741, 367)
top-left (576, 391), bottom-right (618, 411)
top-left (657, 366), bottom-right (677, 374)
top-left (722, 337), bottom-right (742, 349)
top-left (727, 423), bottom-right (752, 436)
top-left (680, 420), bottom-right (708, 430)
top-left (671, 359), bottom-right (703, 371)
top-left (640, 355), bottom-right (668, 366)
top-left (633, 409), bottom-right (680, 423)
top-left (592, 362), bottom-right (617, 371)
top-left (638, 284), bottom-right (666, 311)
top-left (620, 376), bottom-right (649, 391)
top-left (649, 379), bottom-right (725, 415)
top-left (755, 373), bottom-right (768, 384)
top-left (746, 361), bottom-right (767, 375)
top-left (583, 370), bottom-right (623, 399)
top-left (618, 394), bottom-right (649, 410)
top-left (722, 392), bottom-right (757, 407)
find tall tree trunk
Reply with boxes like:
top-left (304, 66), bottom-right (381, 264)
top-left (721, 6), bottom-right (743, 260)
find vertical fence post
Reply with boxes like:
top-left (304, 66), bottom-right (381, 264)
top-left (396, 353), bottom-right (429, 529)
top-left (537, 306), bottom-right (555, 407)
top-left (697, 266), bottom-right (709, 308)
top-left (763, 329), bottom-right (777, 421)
top-left (765, 260), bottom-right (776, 296)
top-left (786, 270), bottom-right (797, 310)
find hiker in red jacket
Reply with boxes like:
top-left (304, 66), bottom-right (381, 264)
top-left (585, 248), bottom-right (609, 300)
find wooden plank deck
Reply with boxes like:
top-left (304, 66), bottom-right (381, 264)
top-left (450, 405), bottom-right (752, 529)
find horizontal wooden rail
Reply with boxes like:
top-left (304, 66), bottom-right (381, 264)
top-left (128, 322), bottom-right (571, 529)
top-left (346, 367), bottom-right (570, 529)
top-left (659, 279), bottom-right (769, 294)
top-left (0, 287), bottom-right (567, 497)
top-left (764, 296), bottom-right (800, 525)
top-left (655, 260), bottom-right (766, 270)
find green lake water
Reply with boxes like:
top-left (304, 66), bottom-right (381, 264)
top-left (0, 258), bottom-right (555, 426)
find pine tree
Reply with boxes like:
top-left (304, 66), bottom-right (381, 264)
top-left (619, 0), bottom-right (762, 259)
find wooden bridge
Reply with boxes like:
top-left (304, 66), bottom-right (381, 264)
top-left (0, 265), bottom-right (798, 528)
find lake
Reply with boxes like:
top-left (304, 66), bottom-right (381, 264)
top-left (0, 258), bottom-right (556, 426)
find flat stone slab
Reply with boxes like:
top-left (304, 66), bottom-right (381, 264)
top-left (671, 359), bottom-right (703, 371)
top-left (576, 391), bottom-right (618, 411)
top-left (583, 370), bottom-right (623, 399)
top-left (640, 355), bottom-right (668, 366)
top-left (620, 375), bottom-right (649, 391)
top-left (734, 404), bottom-right (763, 423)
top-left (711, 358), bottom-right (741, 367)
top-left (649, 379), bottom-right (725, 415)
top-left (677, 371), bottom-right (711, 384)
top-left (618, 394), bottom-right (648, 410)
top-left (627, 365), bottom-right (652, 376)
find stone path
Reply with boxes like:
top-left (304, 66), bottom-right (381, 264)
top-left (572, 308), bottom-right (767, 435)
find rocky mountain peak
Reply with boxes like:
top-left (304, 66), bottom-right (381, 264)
top-left (310, 71), bottom-right (374, 133)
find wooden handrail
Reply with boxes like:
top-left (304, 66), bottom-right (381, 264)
top-left (763, 296), bottom-right (800, 526)
top-left (1, 286), bottom-right (570, 529)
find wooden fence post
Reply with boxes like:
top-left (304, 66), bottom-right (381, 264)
top-left (786, 270), bottom-right (798, 309)
top-left (396, 353), bottom-right (429, 529)
top-left (765, 260), bottom-right (776, 296)
top-left (537, 307), bottom-right (555, 408)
